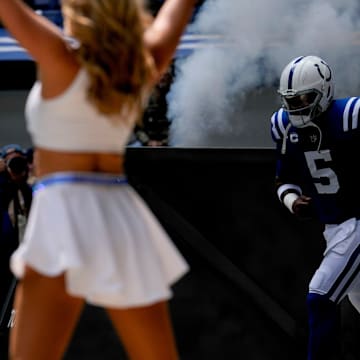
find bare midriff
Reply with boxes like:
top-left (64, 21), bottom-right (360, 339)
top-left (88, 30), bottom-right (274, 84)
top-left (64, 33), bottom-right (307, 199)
top-left (34, 148), bottom-right (125, 177)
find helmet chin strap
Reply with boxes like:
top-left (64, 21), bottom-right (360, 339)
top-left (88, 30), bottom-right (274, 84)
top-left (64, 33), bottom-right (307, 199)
top-left (281, 122), bottom-right (291, 155)
top-left (281, 119), bottom-right (323, 155)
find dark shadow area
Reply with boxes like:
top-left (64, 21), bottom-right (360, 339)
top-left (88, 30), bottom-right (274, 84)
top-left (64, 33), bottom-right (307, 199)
top-left (60, 147), bottom-right (360, 360)
top-left (0, 61), bottom-right (36, 91)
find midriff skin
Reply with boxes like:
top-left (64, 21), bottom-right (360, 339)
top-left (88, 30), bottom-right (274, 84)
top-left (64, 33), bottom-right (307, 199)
top-left (34, 148), bottom-right (125, 177)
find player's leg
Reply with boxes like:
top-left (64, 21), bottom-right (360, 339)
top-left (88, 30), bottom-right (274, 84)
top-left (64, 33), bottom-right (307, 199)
top-left (306, 292), bottom-right (341, 360)
top-left (306, 225), bottom-right (360, 360)
top-left (9, 267), bottom-right (84, 360)
top-left (348, 276), bottom-right (360, 313)
top-left (106, 300), bottom-right (179, 360)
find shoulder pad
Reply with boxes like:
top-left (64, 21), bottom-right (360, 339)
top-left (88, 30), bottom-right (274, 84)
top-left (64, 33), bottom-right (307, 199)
top-left (271, 108), bottom-right (290, 141)
top-left (338, 97), bottom-right (360, 132)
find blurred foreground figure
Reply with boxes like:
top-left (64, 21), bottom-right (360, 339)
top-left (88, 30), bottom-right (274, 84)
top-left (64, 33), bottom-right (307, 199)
top-left (270, 55), bottom-right (360, 360)
top-left (0, 0), bottom-right (197, 359)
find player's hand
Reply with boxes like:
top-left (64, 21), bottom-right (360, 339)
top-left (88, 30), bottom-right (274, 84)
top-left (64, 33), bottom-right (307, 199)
top-left (292, 195), bottom-right (313, 218)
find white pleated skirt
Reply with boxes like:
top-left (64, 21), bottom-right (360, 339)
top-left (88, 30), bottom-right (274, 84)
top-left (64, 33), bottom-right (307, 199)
top-left (10, 172), bottom-right (189, 308)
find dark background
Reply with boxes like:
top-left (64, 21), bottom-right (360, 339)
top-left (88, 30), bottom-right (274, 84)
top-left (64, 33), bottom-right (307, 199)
top-left (61, 147), bottom-right (360, 360)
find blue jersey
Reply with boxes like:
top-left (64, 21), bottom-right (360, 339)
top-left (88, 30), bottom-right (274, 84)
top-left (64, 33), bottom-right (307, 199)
top-left (271, 97), bottom-right (360, 224)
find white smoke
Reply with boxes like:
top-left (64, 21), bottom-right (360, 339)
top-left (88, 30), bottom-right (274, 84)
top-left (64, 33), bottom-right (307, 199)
top-left (168, 0), bottom-right (360, 147)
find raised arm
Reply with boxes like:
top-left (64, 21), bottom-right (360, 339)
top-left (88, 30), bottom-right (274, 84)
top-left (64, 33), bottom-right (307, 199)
top-left (0, 0), bottom-right (71, 69)
top-left (144, 0), bottom-right (198, 78)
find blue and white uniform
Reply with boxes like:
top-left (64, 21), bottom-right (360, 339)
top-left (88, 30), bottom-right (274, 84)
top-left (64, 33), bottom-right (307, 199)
top-left (271, 98), bottom-right (360, 359)
top-left (271, 98), bottom-right (360, 224)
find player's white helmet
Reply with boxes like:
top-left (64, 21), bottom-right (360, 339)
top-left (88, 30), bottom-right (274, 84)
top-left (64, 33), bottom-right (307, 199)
top-left (278, 55), bottom-right (334, 127)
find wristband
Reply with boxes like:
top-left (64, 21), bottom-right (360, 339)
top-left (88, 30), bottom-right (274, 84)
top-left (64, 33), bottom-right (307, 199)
top-left (283, 192), bottom-right (299, 214)
top-left (277, 184), bottom-right (302, 202)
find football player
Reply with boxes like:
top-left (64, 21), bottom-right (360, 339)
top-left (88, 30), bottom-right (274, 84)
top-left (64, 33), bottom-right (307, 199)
top-left (270, 55), bottom-right (360, 360)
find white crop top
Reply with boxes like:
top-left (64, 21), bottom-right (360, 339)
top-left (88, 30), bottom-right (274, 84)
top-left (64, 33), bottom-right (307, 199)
top-left (25, 69), bottom-right (137, 153)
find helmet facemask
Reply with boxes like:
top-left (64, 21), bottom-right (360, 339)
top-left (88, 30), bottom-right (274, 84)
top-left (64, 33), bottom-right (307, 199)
top-left (280, 88), bottom-right (322, 128)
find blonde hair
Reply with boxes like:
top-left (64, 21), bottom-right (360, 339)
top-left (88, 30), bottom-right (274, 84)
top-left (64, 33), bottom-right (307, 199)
top-left (62, 0), bottom-right (155, 119)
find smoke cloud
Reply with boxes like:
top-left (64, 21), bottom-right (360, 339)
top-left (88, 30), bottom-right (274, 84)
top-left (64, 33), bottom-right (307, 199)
top-left (168, 0), bottom-right (360, 147)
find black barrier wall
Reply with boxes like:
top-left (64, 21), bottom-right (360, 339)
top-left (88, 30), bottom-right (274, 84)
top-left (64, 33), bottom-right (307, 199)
top-left (63, 147), bottom-right (360, 360)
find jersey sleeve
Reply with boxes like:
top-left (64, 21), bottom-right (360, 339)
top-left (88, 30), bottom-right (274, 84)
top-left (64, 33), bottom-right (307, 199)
top-left (270, 108), bottom-right (288, 144)
top-left (270, 108), bottom-right (303, 204)
top-left (332, 97), bottom-right (360, 135)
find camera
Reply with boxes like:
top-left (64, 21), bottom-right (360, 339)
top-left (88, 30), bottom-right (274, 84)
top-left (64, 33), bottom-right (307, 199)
top-left (6, 156), bottom-right (28, 176)
top-left (0, 144), bottom-right (29, 180)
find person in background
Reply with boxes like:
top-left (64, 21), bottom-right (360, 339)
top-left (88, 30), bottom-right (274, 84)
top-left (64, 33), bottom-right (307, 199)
top-left (0, 144), bottom-right (32, 358)
top-left (132, 64), bottom-right (174, 146)
top-left (270, 55), bottom-right (360, 360)
top-left (0, 0), bottom-right (197, 359)
top-left (0, 144), bottom-right (32, 244)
